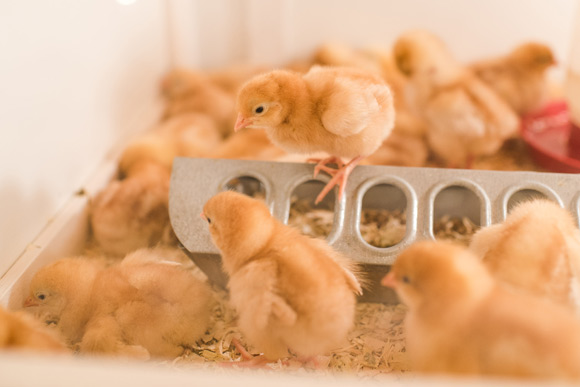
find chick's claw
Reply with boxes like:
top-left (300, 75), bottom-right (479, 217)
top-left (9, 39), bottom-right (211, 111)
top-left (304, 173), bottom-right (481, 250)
top-left (308, 156), bottom-right (345, 178)
top-left (314, 156), bottom-right (363, 204)
top-left (221, 339), bottom-right (273, 368)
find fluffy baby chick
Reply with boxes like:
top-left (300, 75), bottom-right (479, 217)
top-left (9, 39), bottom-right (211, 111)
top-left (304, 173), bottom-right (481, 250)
top-left (25, 251), bottom-right (212, 359)
top-left (90, 161), bottom-right (176, 257)
top-left (119, 113), bottom-right (222, 178)
top-left (235, 66), bottom-right (395, 203)
top-left (471, 42), bottom-right (556, 115)
top-left (469, 199), bottom-right (580, 310)
top-left (161, 68), bottom-right (236, 138)
top-left (202, 191), bottom-right (362, 363)
top-left (79, 249), bottom-right (213, 359)
top-left (24, 257), bottom-right (109, 346)
top-left (382, 241), bottom-right (580, 381)
top-left (0, 306), bottom-right (68, 353)
top-left (394, 30), bottom-right (519, 167)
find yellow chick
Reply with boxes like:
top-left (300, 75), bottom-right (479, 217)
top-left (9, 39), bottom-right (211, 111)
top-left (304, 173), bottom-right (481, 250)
top-left (471, 42), bottom-right (556, 115)
top-left (235, 66), bottom-right (395, 203)
top-left (24, 251), bottom-right (212, 360)
top-left (118, 112), bottom-right (222, 178)
top-left (393, 30), bottom-right (519, 167)
top-left (201, 191), bottom-right (362, 363)
top-left (23, 257), bottom-right (109, 346)
top-left (161, 68), bottom-right (236, 138)
top-left (0, 306), bottom-right (69, 354)
top-left (90, 161), bottom-right (176, 257)
top-left (79, 249), bottom-right (213, 359)
top-left (382, 241), bottom-right (580, 381)
top-left (469, 199), bottom-right (580, 310)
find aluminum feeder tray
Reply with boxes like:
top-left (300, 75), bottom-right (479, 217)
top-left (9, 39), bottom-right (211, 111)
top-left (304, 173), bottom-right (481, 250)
top-left (169, 157), bottom-right (580, 303)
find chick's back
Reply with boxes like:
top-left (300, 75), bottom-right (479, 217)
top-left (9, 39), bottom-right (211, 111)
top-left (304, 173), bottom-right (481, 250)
top-left (303, 66), bottom-right (395, 158)
top-left (229, 224), bottom-right (360, 358)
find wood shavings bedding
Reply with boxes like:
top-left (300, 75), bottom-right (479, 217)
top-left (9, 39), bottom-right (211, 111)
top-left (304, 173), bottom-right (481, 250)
top-left (168, 285), bottom-right (410, 376)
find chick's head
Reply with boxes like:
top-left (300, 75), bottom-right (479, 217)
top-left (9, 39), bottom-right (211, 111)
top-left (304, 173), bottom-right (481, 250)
top-left (24, 262), bottom-right (72, 317)
top-left (510, 42), bottom-right (556, 71)
top-left (382, 241), bottom-right (492, 309)
top-left (234, 70), bottom-right (298, 132)
top-left (202, 191), bottom-right (275, 273)
top-left (24, 258), bottom-right (103, 318)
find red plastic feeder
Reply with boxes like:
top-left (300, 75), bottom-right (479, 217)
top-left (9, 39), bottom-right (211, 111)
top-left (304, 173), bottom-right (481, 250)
top-left (521, 101), bottom-right (580, 173)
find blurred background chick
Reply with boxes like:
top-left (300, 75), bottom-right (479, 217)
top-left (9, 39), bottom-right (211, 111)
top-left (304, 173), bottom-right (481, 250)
top-left (471, 42), bottom-right (557, 115)
top-left (0, 306), bottom-right (69, 354)
top-left (89, 161), bottom-right (176, 257)
top-left (469, 199), bottom-right (580, 311)
top-left (393, 30), bottom-right (520, 168)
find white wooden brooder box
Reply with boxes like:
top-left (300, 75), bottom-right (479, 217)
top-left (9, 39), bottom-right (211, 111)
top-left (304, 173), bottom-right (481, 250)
top-left (1, 1), bottom-right (579, 386)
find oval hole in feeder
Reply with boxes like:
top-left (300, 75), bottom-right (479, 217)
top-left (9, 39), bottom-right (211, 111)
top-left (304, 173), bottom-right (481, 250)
top-left (223, 176), bottom-right (266, 198)
top-left (507, 189), bottom-right (550, 214)
top-left (288, 180), bottom-right (335, 239)
top-left (359, 184), bottom-right (407, 248)
top-left (433, 186), bottom-right (481, 245)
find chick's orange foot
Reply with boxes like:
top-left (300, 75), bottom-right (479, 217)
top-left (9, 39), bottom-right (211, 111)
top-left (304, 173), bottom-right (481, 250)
top-left (220, 338), bottom-right (279, 368)
top-left (308, 156), bottom-right (363, 204)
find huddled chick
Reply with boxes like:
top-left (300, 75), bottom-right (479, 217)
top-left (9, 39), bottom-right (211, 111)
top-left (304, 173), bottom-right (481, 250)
top-left (24, 249), bottom-right (212, 359)
top-left (235, 65), bottom-right (395, 203)
top-left (0, 305), bottom-right (69, 354)
top-left (202, 191), bottom-right (362, 364)
top-left (90, 161), bottom-right (175, 257)
top-left (161, 68), bottom-right (236, 138)
top-left (24, 256), bottom-right (109, 346)
top-left (469, 199), bottom-right (580, 311)
top-left (118, 112), bottom-right (222, 178)
top-left (471, 42), bottom-right (556, 115)
top-left (383, 240), bottom-right (580, 381)
top-left (393, 30), bottom-right (520, 168)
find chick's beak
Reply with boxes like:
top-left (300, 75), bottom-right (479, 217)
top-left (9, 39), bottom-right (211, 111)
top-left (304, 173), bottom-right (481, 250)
top-left (23, 296), bottom-right (38, 308)
top-left (234, 113), bottom-right (252, 132)
top-left (200, 212), bottom-right (207, 221)
top-left (381, 272), bottom-right (397, 288)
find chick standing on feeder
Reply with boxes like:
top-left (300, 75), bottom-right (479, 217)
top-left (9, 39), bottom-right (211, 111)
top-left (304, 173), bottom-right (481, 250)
top-left (202, 191), bottom-right (362, 365)
top-left (382, 240), bottom-right (580, 381)
top-left (393, 30), bottom-right (519, 168)
top-left (234, 66), bottom-right (395, 204)
top-left (471, 42), bottom-right (557, 115)
top-left (469, 199), bottom-right (580, 311)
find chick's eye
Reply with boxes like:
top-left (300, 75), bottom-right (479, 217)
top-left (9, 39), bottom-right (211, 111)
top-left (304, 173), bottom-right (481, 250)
top-left (36, 293), bottom-right (46, 300)
top-left (254, 105), bottom-right (264, 114)
top-left (401, 276), bottom-right (410, 284)
top-left (206, 217), bottom-right (212, 224)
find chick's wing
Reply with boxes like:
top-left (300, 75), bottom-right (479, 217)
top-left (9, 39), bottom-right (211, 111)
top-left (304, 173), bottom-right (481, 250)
top-left (319, 76), bottom-right (380, 137)
top-left (229, 259), bottom-right (297, 329)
